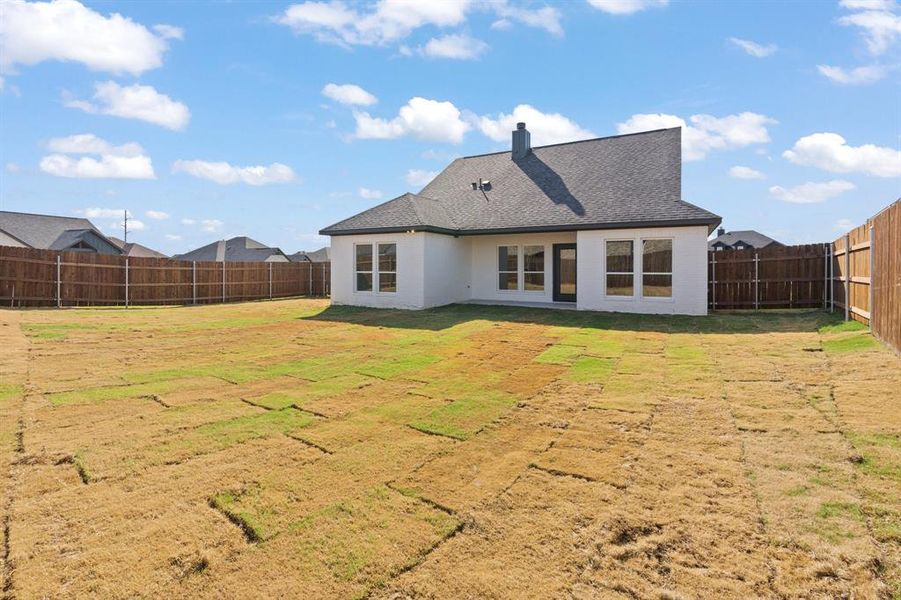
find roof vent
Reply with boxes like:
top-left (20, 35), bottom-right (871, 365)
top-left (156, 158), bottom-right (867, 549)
top-left (512, 122), bottom-right (530, 160)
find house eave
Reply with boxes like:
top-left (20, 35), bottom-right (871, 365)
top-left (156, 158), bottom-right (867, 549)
top-left (321, 217), bottom-right (722, 237)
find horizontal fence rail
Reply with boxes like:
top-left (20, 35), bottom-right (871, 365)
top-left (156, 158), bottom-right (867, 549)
top-left (0, 246), bottom-right (330, 307)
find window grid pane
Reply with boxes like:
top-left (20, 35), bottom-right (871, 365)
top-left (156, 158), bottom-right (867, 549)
top-left (355, 244), bottom-right (373, 292)
top-left (606, 240), bottom-right (634, 296)
top-left (379, 273), bottom-right (397, 293)
top-left (498, 272), bottom-right (518, 290)
top-left (523, 245), bottom-right (544, 291)
top-left (642, 239), bottom-right (672, 298)
top-left (378, 243), bottom-right (396, 273)
top-left (498, 245), bottom-right (519, 290)
top-left (606, 274), bottom-right (634, 296)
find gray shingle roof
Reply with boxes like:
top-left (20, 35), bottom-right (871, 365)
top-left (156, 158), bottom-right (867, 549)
top-left (289, 247), bottom-right (331, 263)
top-left (320, 128), bottom-right (720, 236)
top-left (0, 211), bottom-right (121, 254)
top-left (109, 236), bottom-right (168, 258)
top-left (176, 236), bottom-right (289, 262)
top-left (708, 230), bottom-right (782, 249)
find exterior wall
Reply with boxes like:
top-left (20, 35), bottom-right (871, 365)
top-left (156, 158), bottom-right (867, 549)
top-left (422, 232), bottom-right (471, 308)
top-left (469, 232), bottom-right (577, 303)
top-left (576, 225), bottom-right (709, 315)
top-left (329, 232), bottom-right (425, 309)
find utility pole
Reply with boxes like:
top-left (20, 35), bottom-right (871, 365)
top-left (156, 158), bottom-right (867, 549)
top-left (123, 209), bottom-right (129, 243)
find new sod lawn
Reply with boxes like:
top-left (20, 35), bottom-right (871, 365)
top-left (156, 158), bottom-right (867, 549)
top-left (0, 299), bottom-right (898, 598)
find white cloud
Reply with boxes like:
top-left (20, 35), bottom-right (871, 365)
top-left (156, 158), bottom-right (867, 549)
top-left (839, 8), bottom-right (901, 55)
top-left (41, 134), bottom-right (154, 179)
top-left (817, 64), bottom-right (889, 84)
top-left (617, 112), bottom-right (776, 160)
top-left (145, 210), bottom-right (169, 220)
top-left (65, 81), bottom-right (190, 130)
top-left (181, 218), bottom-right (197, 225)
top-left (153, 24), bottom-right (184, 40)
top-left (490, 1), bottom-right (563, 36)
top-left (834, 217), bottom-right (857, 230)
top-left (586, 0), bottom-right (669, 15)
top-left (477, 104), bottom-right (595, 146)
top-left (276, 0), bottom-right (471, 46)
top-left (729, 166), bottom-right (765, 179)
top-left (172, 160), bottom-right (297, 185)
top-left (729, 37), bottom-right (777, 57)
top-left (322, 83), bottom-right (377, 106)
top-left (41, 154), bottom-right (154, 179)
top-left (46, 133), bottom-right (143, 157)
top-left (783, 132), bottom-right (901, 177)
top-left (82, 208), bottom-right (130, 219)
top-left (354, 97), bottom-right (470, 143)
top-left (770, 180), bottom-right (855, 203)
top-left (358, 187), bottom-right (383, 199)
top-left (201, 219), bottom-right (223, 232)
top-left (405, 169), bottom-right (438, 187)
top-left (5, 162), bottom-right (21, 173)
top-left (165, 233), bottom-right (182, 241)
top-left (420, 34), bottom-right (488, 60)
top-left (841, 1), bottom-right (897, 8)
top-left (0, 0), bottom-right (178, 75)
top-left (118, 217), bottom-right (145, 231)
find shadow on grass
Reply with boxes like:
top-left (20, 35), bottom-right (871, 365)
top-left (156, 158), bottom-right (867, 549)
top-left (301, 303), bottom-right (841, 334)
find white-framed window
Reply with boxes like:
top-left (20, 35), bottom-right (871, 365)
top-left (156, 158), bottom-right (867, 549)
top-left (642, 238), bottom-right (673, 298)
top-left (605, 240), bottom-right (634, 297)
top-left (355, 244), bottom-right (373, 292)
top-left (498, 245), bottom-right (519, 291)
top-left (523, 245), bottom-right (545, 292)
top-left (378, 243), bottom-right (397, 293)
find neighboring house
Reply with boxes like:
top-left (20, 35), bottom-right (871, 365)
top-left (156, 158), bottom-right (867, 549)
top-left (288, 247), bottom-right (331, 263)
top-left (320, 124), bottom-right (721, 315)
top-left (0, 210), bottom-right (122, 254)
top-left (109, 237), bottom-right (168, 258)
top-left (176, 236), bottom-right (289, 262)
top-left (708, 228), bottom-right (783, 251)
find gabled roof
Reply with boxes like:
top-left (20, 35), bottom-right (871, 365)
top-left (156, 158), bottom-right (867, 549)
top-left (321, 128), bottom-right (721, 236)
top-left (176, 236), bottom-right (289, 262)
top-left (0, 211), bottom-right (122, 254)
top-left (289, 247), bottom-right (331, 263)
top-left (708, 230), bottom-right (782, 249)
top-left (109, 237), bottom-right (168, 258)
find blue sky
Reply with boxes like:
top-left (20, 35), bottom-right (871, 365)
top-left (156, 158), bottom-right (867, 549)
top-left (1, 0), bottom-right (899, 255)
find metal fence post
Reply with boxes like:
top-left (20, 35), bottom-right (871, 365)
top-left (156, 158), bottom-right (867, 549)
top-left (308, 263), bottom-right (313, 296)
top-left (844, 233), bottom-right (850, 321)
top-left (711, 252), bottom-right (716, 311)
top-left (56, 254), bottom-right (61, 308)
top-left (125, 257), bottom-right (129, 308)
top-left (222, 261), bottom-right (226, 303)
top-left (192, 261), bottom-right (197, 305)
top-left (754, 252), bottom-right (759, 310)
top-left (269, 262), bottom-right (273, 300)
top-left (823, 244), bottom-right (827, 310)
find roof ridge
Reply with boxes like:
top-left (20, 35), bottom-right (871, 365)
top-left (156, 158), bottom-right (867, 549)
top-left (458, 127), bottom-right (680, 160)
top-left (0, 209), bottom-right (93, 222)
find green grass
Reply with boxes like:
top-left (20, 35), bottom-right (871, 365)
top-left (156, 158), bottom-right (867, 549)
top-left (821, 333), bottom-right (878, 353)
top-left (409, 390), bottom-right (517, 440)
top-left (152, 408), bottom-right (315, 462)
top-left (0, 383), bottom-right (22, 403)
top-left (565, 356), bottom-right (617, 384)
top-left (818, 319), bottom-right (868, 334)
top-left (356, 352), bottom-right (441, 379)
top-left (47, 380), bottom-right (192, 406)
top-left (534, 344), bottom-right (584, 365)
top-left (817, 501), bottom-right (865, 521)
top-left (209, 487), bottom-right (268, 541)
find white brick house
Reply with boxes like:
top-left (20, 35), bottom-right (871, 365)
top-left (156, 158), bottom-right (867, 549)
top-left (321, 125), bottom-right (720, 315)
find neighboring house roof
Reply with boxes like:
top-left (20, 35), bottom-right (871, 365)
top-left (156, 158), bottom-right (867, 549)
top-left (321, 128), bottom-right (720, 236)
top-left (708, 230), bottom-right (783, 249)
top-left (176, 236), bottom-right (289, 262)
top-left (289, 247), bottom-right (331, 263)
top-left (0, 211), bottom-right (122, 254)
top-left (108, 237), bottom-right (168, 258)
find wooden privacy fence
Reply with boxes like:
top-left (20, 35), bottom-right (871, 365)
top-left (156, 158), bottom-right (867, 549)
top-left (831, 199), bottom-right (900, 354)
top-left (0, 246), bottom-right (330, 307)
top-left (709, 244), bottom-right (829, 310)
